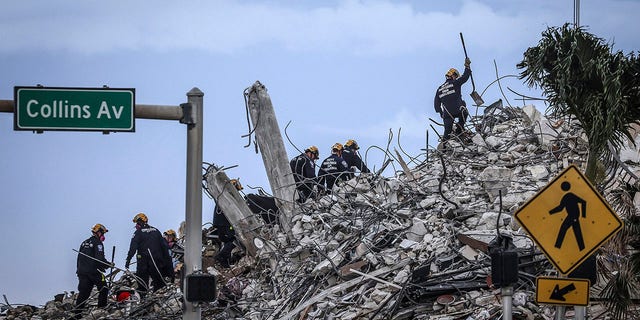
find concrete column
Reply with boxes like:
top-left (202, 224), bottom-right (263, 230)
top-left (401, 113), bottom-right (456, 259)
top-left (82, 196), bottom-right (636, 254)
top-left (245, 81), bottom-right (296, 237)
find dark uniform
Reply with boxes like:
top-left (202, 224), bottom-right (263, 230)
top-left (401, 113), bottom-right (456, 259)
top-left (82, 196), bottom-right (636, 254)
top-left (290, 152), bottom-right (318, 202)
top-left (213, 204), bottom-right (236, 267)
top-left (74, 235), bottom-right (109, 318)
top-left (246, 193), bottom-right (279, 225)
top-left (342, 146), bottom-right (370, 178)
top-left (318, 154), bottom-right (350, 191)
top-left (166, 240), bottom-right (183, 285)
top-left (434, 66), bottom-right (471, 141)
top-left (126, 224), bottom-right (173, 296)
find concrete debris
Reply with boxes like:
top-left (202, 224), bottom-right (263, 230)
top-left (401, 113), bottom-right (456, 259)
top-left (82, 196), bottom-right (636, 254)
top-left (3, 103), bottom-right (639, 319)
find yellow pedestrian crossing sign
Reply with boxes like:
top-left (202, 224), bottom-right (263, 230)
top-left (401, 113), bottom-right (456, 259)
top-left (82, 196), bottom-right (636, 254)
top-left (515, 165), bottom-right (623, 274)
top-left (536, 277), bottom-right (590, 306)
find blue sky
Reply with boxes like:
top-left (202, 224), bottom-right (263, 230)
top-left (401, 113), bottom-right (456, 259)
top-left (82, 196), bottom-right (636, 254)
top-left (1, 0), bottom-right (639, 306)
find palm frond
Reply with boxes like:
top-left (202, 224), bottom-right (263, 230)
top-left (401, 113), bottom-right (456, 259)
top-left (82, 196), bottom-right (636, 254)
top-left (599, 259), bottom-right (640, 319)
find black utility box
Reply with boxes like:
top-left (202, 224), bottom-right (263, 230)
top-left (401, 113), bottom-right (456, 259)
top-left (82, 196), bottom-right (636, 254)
top-left (488, 233), bottom-right (519, 288)
top-left (185, 273), bottom-right (217, 302)
top-left (490, 250), bottom-right (519, 287)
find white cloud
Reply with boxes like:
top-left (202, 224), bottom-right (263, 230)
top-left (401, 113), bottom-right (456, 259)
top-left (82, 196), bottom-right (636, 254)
top-left (6, 0), bottom-right (629, 56)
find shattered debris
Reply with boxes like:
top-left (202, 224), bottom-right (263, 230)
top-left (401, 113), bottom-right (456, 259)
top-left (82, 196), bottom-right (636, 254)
top-left (3, 102), bottom-right (639, 319)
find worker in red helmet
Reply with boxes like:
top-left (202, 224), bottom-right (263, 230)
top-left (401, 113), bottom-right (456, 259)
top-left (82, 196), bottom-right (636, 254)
top-left (73, 224), bottom-right (111, 319)
top-left (125, 213), bottom-right (173, 298)
top-left (434, 57), bottom-right (471, 142)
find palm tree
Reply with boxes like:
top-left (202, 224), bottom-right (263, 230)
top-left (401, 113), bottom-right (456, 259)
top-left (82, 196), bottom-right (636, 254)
top-left (603, 183), bottom-right (640, 318)
top-left (517, 23), bottom-right (640, 181)
top-left (518, 23), bottom-right (640, 318)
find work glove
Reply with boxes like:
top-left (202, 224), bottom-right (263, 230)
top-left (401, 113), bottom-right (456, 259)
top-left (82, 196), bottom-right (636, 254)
top-left (464, 57), bottom-right (471, 68)
top-left (125, 259), bottom-right (130, 269)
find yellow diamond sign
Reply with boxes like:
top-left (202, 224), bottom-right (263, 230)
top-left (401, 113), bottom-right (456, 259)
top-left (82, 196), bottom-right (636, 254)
top-left (515, 165), bottom-right (623, 274)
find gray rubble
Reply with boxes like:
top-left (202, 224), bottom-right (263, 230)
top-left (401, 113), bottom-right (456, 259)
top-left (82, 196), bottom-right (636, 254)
top-left (3, 102), bottom-right (639, 319)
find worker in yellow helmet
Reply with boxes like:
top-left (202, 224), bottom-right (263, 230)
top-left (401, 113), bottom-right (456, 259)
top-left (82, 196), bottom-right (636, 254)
top-left (163, 229), bottom-right (183, 264)
top-left (318, 143), bottom-right (350, 191)
top-left (434, 57), bottom-right (471, 142)
top-left (163, 229), bottom-right (184, 281)
top-left (125, 213), bottom-right (173, 298)
top-left (342, 139), bottom-right (370, 179)
top-left (289, 146), bottom-right (320, 203)
top-left (73, 224), bottom-right (110, 319)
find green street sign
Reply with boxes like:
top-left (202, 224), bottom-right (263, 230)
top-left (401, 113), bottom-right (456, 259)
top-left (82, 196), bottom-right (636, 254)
top-left (14, 86), bottom-right (135, 132)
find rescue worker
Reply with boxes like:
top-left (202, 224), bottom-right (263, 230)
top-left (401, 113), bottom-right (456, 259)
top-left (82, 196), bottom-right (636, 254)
top-left (434, 57), bottom-right (471, 142)
top-left (163, 229), bottom-right (183, 280)
top-left (342, 139), bottom-right (370, 178)
top-left (318, 143), bottom-right (350, 191)
top-left (74, 224), bottom-right (110, 319)
top-left (213, 179), bottom-right (243, 268)
top-left (289, 146), bottom-right (320, 202)
top-left (125, 213), bottom-right (173, 297)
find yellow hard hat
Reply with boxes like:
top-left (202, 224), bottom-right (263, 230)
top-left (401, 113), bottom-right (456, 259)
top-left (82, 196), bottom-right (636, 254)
top-left (133, 213), bottom-right (148, 224)
top-left (345, 139), bottom-right (359, 150)
top-left (305, 146), bottom-right (319, 158)
top-left (91, 223), bottom-right (109, 234)
top-left (332, 143), bottom-right (343, 152)
top-left (164, 229), bottom-right (177, 239)
top-left (230, 179), bottom-right (243, 191)
top-left (446, 68), bottom-right (460, 78)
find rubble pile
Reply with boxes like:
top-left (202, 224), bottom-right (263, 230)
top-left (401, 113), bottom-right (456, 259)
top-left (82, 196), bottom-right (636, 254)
top-left (3, 102), bottom-right (639, 319)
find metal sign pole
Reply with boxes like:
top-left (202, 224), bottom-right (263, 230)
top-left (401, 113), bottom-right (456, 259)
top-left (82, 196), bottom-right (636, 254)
top-left (502, 286), bottom-right (513, 320)
top-left (183, 88), bottom-right (204, 320)
top-left (2, 87), bottom-right (205, 319)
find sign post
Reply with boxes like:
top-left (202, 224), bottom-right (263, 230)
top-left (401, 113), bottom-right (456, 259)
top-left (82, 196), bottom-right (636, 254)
top-left (14, 86), bottom-right (135, 132)
top-left (3, 86), bottom-right (203, 320)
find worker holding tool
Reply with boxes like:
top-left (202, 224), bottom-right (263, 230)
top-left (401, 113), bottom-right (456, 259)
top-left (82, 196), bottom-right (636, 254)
top-left (290, 146), bottom-right (320, 203)
top-left (342, 139), bottom-right (370, 179)
top-left (318, 143), bottom-right (350, 192)
top-left (125, 213), bottom-right (173, 298)
top-left (434, 57), bottom-right (472, 143)
top-left (213, 179), bottom-right (243, 268)
top-left (74, 224), bottom-right (111, 319)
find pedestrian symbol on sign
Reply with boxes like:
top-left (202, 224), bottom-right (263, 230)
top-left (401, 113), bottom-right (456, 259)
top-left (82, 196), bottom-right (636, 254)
top-left (548, 181), bottom-right (587, 251)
